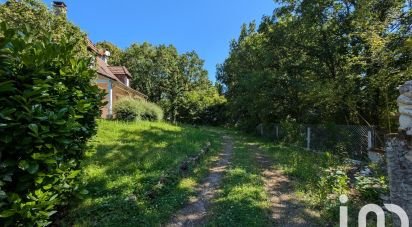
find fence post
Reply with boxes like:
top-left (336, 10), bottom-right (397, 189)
top-left (260, 124), bottom-right (264, 136)
top-left (367, 130), bottom-right (373, 150)
top-left (307, 127), bottom-right (311, 150)
top-left (276, 126), bottom-right (279, 139)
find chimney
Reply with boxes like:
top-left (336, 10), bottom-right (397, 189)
top-left (102, 50), bottom-right (111, 64)
top-left (52, 1), bottom-right (67, 16)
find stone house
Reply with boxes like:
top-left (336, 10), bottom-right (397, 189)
top-left (87, 39), bottom-right (147, 118)
top-left (53, 1), bottom-right (147, 118)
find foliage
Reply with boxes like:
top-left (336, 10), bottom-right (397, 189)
top-left (218, 0), bottom-right (412, 131)
top-left (61, 120), bottom-right (222, 226)
top-left (355, 175), bottom-right (387, 203)
top-left (0, 21), bottom-right (103, 226)
top-left (113, 97), bottom-right (163, 121)
top-left (95, 41), bottom-right (123, 65)
top-left (112, 98), bottom-right (138, 121)
top-left (116, 42), bottom-right (225, 124)
top-left (318, 168), bottom-right (350, 202)
top-left (176, 85), bottom-right (226, 125)
top-left (0, 0), bottom-right (88, 58)
top-left (279, 116), bottom-right (303, 145)
top-left (354, 163), bottom-right (388, 203)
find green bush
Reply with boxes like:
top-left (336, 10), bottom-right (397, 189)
top-left (113, 97), bottom-right (163, 122)
top-left (0, 23), bottom-right (103, 226)
top-left (280, 116), bottom-right (304, 145)
top-left (112, 98), bottom-right (139, 121)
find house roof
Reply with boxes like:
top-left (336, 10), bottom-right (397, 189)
top-left (108, 66), bottom-right (132, 78)
top-left (88, 38), bottom-right (147, 99)
top-left (87, 38), bottom-right (104, 56)
top-left (96, 57), bottom-right (121, 82)
top-left (113, 80), bottom-right (148, 99)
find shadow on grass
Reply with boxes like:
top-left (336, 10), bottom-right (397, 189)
top-left (62, 121), bottom-right (222, 226)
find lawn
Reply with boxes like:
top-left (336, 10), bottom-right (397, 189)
top-left (61, 120), bottom-right (223, 226)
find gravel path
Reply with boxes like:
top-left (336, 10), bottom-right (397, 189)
top-left (166, 135), bottom-right (233, 227)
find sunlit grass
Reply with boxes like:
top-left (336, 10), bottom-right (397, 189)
top-left (207, 135), bottom-right (271, 226)
top-left (62, 120), bottom-right (222, 226)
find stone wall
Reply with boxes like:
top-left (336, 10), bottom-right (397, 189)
top-left (385, 134), bottom-right (412, 226)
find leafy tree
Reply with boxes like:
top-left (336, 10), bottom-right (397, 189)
top-left (122, 42), bottom-right (161, 101)
top-left (121, 43), bottom-right (223, 124)
top-left (218, 0), bottom-right (412, 131)
top-left (0, 0), bottom-right (88, 57)
top-left (96, 41), bottom-right (123, 65)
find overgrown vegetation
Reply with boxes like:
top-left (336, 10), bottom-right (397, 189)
top-left (258, 143), bottom-right (389, 225)
top-left (61, 120), bottom-right (223, 226)
top-left (218, 0), bottom-right (412, 131)
top-left (0, 18), bottom-right (103, 227)
top-left (113, 97), bottom-right (164, 122)
top-left (97, 41), bottom-right (226, 124)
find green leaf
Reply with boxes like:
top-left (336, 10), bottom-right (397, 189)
top-left (28, 123), bottom-right (39, 136)
top-left (43, 184), bottom-right (52, 190)
top-left (0, 190), bottom-right (6, 199)
top-left (18, 160), bottom-right (39, 174)
top-left (18, 160), bottom-right (29, 171)
top-left (27, 162), bottom-right (39, 174)
top-left (0, 209), bottom-right (15, 218)
top-left (0, 81), bottom-right (15, 93)
top-left (67, 170), bottom-right (80, 179)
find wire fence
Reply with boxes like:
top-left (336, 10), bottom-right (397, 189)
top-left (256, 123), bottom-right (382, 160)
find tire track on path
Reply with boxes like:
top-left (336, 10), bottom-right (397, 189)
top-left (166, 135), bottom-right (233, 227)
top-left (251, 144), bottom-right (320, 227)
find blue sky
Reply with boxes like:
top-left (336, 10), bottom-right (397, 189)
top-left (44, 0), bottom-right (276, 81)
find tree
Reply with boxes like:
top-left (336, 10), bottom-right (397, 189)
top-left (218, 0), bottom-right (412, 131)
top-left (96, 41), bottom-right (123, 65)
top-left (122, 42), bottom-right (161, 101)
top-left (0, 0), bottom-right (88, 58)
top-left (121, 43), bottom-right (223, 123)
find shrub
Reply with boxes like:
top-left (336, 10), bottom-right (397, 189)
top-left (280, 116), bottom-right (304, 145)
top-left (0, 23), bottom-right (104, 226)
top-left (141, 101), bottom-right (164, 121)
top-left (113, 97), bottom-right (163, 122)
top-left (112, 98), bottom-right (140, 121)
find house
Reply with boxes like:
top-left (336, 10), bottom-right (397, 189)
top-left (87, 40), bottom-right (147, 118)
top-left (52, 2), bottom-right (147, 118)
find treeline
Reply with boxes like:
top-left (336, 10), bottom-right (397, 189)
top-left (217, 0), bottom-right (412, 131)
top-left (96, 42), bottom-right (226, 125)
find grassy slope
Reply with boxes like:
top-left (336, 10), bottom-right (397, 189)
top-left (62, 121), bottom-right (384, 226)
top-left (63, 120), bottom-right (222, 226)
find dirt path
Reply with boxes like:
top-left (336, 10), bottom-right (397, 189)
top-left (252, 145), bottom-right (320, 227)
top-left (166, 135), bottom-right (233, 227)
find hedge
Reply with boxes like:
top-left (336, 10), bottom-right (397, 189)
top-left (0, 23), bottom-right (104, 226)
top-left (113, 97), bottom-right (164, 122)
